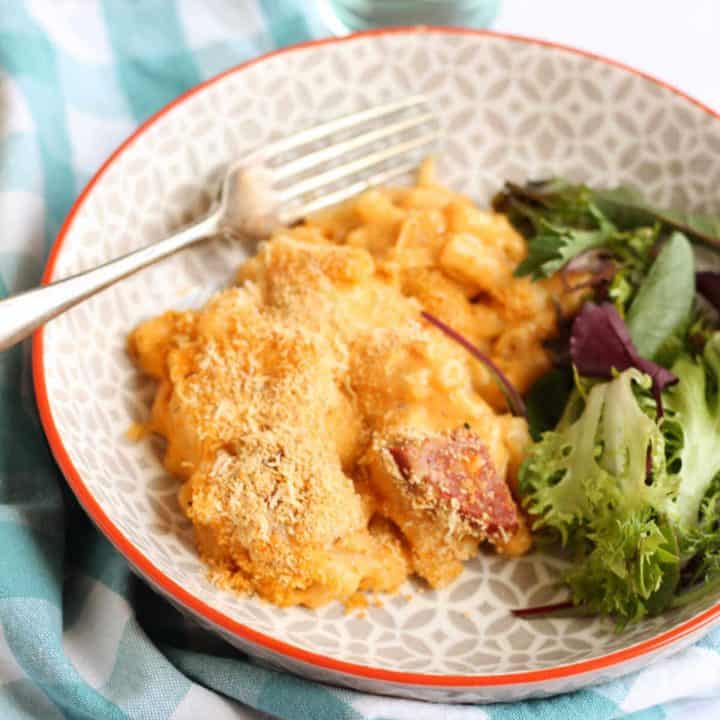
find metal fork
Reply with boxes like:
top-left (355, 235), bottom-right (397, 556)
top-left (0, 96), bottom-right (437, 351)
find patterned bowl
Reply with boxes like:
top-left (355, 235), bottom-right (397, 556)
top-left (33, 28), bottom-right (720, 703)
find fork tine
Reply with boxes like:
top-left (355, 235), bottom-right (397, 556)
top-left (276, 131), bottom-right (439, 203)
top-left (256, 95), bottom-right (428, 161)
top-left (280, 160), bottom-right (419, 222)
top-left (271, 112), bottom-right (436, 182)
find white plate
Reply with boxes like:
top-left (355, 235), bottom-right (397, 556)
top-left (33, 28), bottom-right (720, 702)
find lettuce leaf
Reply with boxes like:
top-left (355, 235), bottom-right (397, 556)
top-left (625, 233), bottom-right (695, 363)
top-left (569, 302), bottom-right (677, 414)
top-left (520, 334), bottom-right (720, 626)
top-left (494, 180), bottom-right (720, 270)
top-left (520, 368), bottom-right (680, 624)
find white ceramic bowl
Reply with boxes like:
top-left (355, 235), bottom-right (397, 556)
top-left (33, 28), bottom-right (720, 703)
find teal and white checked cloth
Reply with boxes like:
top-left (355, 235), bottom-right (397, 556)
top-left (3, 2), bottom-right (720, 718)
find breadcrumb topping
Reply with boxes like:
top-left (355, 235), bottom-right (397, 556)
top-left (128, 166), bottom-right (577, 608)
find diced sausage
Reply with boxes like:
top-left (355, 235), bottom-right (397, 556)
top-left (388, 428), bottom-right (518, 542)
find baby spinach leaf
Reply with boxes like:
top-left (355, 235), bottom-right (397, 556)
top-left (626, 232), bottom-right (695, 361)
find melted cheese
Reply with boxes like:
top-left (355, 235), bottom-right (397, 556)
top-left (128, 162), bottom-right (582, 607)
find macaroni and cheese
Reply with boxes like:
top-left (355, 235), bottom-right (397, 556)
top-left (128, 163), bottom-right (581, 608)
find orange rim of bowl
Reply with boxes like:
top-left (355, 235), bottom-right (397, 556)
top-left (32, 27), bottom-right (720, 688)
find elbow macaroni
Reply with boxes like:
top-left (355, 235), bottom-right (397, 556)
top-left (128, 160), bottom-right (583, 608)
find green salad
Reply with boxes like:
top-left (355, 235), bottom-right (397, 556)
top-left (491, 179), bottom-right (720, 628)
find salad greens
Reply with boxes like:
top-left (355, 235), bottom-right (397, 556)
top-left (493, 179), bottom-right (720, 264)
top-left (521, 338), bottom-right (720, 626)
top-left (591, 185), bottom-right (720, 249)
top-left (664, 341), bottom-right (720, 532)
top-left (520, 370), bottom-right (677, 624)
top-left (500, 178), bottom-right (720, 627)
top-left (524, 368), bottom-right (574, 440)
top-left (697, 271), bottom-right (720, 314)
top-left (568, 302), bottom-right (677, 412)
top-left (420, 310), bottom-right (527, 417)
top-left (625, 232), bottom-right (694, 363)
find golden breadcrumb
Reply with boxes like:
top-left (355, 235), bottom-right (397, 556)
top-left (128, 161), bottom-right (584, 608)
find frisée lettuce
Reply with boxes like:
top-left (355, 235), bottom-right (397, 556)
top-left (519, 335), bottom-right (720, 625)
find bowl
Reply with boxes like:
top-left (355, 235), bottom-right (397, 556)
top-left (33, 28), bottom-right (720, 703)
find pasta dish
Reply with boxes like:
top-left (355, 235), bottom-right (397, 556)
top-left (128, 162), bottom-right (578, 608)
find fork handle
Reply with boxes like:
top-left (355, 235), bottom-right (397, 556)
top-left (0, 212), bottom-right (220, 352)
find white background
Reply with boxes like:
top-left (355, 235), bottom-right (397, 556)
top-left (494, 0), bottom-right (720, 111)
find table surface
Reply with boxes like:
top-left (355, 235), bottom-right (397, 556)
top-left (494, 0), bottom-right (720, 111)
